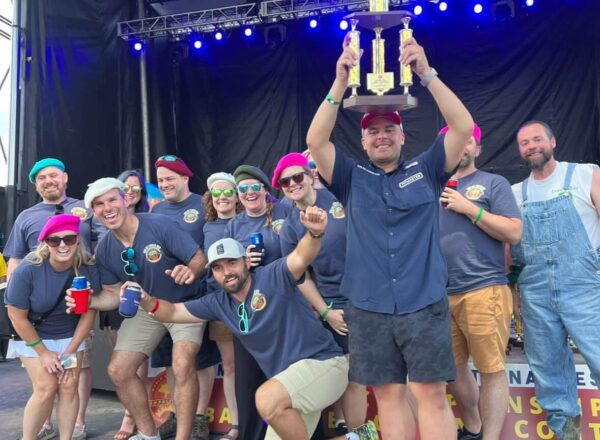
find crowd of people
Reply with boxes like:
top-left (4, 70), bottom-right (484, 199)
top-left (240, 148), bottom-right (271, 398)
top-left (2, 34), bottom-right (600, 440)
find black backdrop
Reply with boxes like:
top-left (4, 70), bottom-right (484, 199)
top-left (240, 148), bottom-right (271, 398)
top-left (12, 0), bottom-right (600, 214)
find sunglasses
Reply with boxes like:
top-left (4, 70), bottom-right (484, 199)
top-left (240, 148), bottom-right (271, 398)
top-left (46, 234), bottom-right (78, 247)
top-left (120, 247), bottom-right (139, 277)
top-left (54, 204), bottom-right (65, 215)
top-left (124, 184), bottom-right (142, 193)
top-left (309, 161), bottom-right (317, 169)
top-left (157, 155), bottom-right (178, 162)
top-left (210, 188), bottom-right (236, 198)
top-left (278, 171), bottom-right (309, 188)
top-left (238, 303), bottom-right (249, 334)
top-left (237, 183), bottom-right (264, 194)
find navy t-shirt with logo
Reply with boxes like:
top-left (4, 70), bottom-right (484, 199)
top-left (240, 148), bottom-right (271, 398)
top-left (325, 137), bottom-right (450, 314)
top-left (4, 197), bottom-right (96, 259)
top-left (95, 213), bottom-right (202, 302)
top-left (224, 203), bottom-right (291, 265)
top-left (203, 218), bottom-right (230, 294)
top-left (439, 169), bottom-right (521, 294)
top-left (279, 189), bottom-right (348, 307)
top-left (5, 260), bottom-right (101, 339)
top-left (184, 258), bottom-right (342, 377)
top-left (151, 193), bottom-right (206, 247)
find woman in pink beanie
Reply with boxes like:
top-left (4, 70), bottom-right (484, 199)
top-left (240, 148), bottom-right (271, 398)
top-left (4, 214), bottom-right (100, 440)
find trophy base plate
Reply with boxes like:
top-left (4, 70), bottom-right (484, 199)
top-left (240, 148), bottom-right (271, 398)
top-left (343, 94), bottom-right (418, 113)
top-left (344, 11), bottom-right (414, 31)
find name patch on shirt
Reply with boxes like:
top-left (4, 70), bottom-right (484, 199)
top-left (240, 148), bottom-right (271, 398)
top-left (356, 164), bottom-right (381, 176)
top-left (404, 161), bottom-right (419, 170)
top-left (399, 172), bottom-right (424, 189)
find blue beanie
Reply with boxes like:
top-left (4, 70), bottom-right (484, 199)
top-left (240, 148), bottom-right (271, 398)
top-left (29, 158), bottom-right (66, 183)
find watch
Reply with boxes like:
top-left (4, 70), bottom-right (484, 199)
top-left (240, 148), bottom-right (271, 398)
top-left (420, 68), bottom-right (438, 87)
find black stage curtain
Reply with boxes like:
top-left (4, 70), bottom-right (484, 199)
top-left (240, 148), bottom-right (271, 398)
top-left (18, 0), bottom-right (600, 205)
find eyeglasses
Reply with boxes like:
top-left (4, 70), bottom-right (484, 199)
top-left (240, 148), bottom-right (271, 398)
top-left (46, 234), bottom-right (78, 247)
top-left (124, 184), bottom-right (142, 193)
top-left (210, 188), bottom-right (236, 198)
top-left (237, 183), bottom-right (264, 194)
top-left (120, 247), bottom-right (139, 277)
top-left (309, 161), bottom-right (317, 170)
top-left (237, 303), bottom-right (249, 334)
top-left (278, 172), bottom-right (309, 188)
top-left (157, 155), bottom-right (178, 162)
top-left (54, 204), bottom-right (65, 215)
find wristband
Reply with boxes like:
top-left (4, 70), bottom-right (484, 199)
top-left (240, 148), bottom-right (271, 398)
top-left (473, 207), bottom-right (484, 226)
top-left (325, 93), bottom-right (341, 106)
top-left (320, 302), bottom-right (333, 321)
top-left (420, 67), bottom-right (438, 87)
top-left (309, 231), bottom-right (324, 239)
top-left (26, 338), bottom-right (43, 348)
top-left (149, 298), bottom-right (160, 316)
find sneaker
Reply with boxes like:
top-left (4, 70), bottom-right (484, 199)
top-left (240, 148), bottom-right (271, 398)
top-left (457, 427), bottom-right (483, 440)
top-left (37, 424), bottom-right (57, 440)
top-left (351, 421), bottom-right (379, 440)
top-left (335, 422), bottom-right (349, 436)
top-left (562, 415), bottom-right (581, 440)
top-left (191, 414), bottom-right (210, 440)
top-left (157, 412), bottom-right (177, 439)
top-left (71, 424), bottom-right (87, 440)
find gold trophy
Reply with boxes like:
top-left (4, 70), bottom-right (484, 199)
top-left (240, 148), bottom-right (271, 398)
top-left (343, 1), bottom-right (419, 113)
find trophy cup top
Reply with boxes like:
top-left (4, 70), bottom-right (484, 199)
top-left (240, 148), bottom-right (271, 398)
top-left (343, 10), bottom-right (414, 31)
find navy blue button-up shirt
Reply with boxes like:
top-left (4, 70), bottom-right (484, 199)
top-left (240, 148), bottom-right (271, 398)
top-left (325, 136), bottom-right (450, 314)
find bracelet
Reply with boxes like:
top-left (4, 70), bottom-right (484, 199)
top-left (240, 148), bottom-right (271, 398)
top-left (320, 302), bottom-right (333, 321)
top-left (149, 298), bottom-right (160, 316)
top-left (325, 93), bottom-right (341, 106)
top-left (420, 67), bottom-right (438, 87)
top-left (473, 207), bottom-right (484, 226)
top-left (26, 338), bottom-right (43, 348)
top-left (309, 231), bottom-right (324, 239)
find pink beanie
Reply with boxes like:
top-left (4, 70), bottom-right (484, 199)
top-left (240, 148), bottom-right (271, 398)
top-left (438, 123), bottom-right (482, 143)
top-left (38, 214), bottom-right (81, 242)
top-left (272, 153), bottom-right (310, 190)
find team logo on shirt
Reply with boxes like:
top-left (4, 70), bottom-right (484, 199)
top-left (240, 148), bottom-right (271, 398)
top-left (399, 172), bottom-right (423, 188)
top-left (70, 207), bottom-right (89, 220)
top-left (183, 209), bottom-right (199, 224)
top-left (465, 185), bottom-right (486, 201)
top-left (271, 219), bottom-right (285, 235)
top-left (329, 202), bottom-right (346, 219)
top-left (250, 289), bottom-right (267, 312)
top-left (143, 244), bottom-right (163, 263)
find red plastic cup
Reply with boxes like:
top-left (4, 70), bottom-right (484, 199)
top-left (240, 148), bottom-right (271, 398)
top-left (72, 288), bottom-right (91, 314)
top-left (442, 179), bottom-right (458, 207)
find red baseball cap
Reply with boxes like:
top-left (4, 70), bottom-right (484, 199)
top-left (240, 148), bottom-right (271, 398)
top-left (360, 112), bottom-right (402, 130)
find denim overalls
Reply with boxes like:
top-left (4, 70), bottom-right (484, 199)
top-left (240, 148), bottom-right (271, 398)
top-left (516, 163), bottom-right (600, 436)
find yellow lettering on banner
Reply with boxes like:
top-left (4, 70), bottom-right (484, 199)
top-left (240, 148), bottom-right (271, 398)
top-left (592, 399), bottom-right (600, 417)
top-left (530, 396), bottom-right (542, 415)
top-left (219, 407), bottom-right (232, 424)
top-left (509, 396), bottom-right (523, 413)
top-left (515, 420), bottom-right (528, 438)
top-left (589, 422), bottom-right (600, 439)
top-left (206, 407), bottom-right (215, 423)
top-left (536, 421), bottom-right (553, 439)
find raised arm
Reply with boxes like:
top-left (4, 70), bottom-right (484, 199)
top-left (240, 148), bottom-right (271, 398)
top-left (286, 207), bottom-right (328, 280)
top-left (133, 282), bottom-right (204, 324)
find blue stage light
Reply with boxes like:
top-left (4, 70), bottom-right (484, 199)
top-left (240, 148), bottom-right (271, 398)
top-left (525, 0), bottom-right (534, 6)
top-left (339, 19), bottom-right (349, 31)
top-left (193, 40), bottom-right (202, 49)
top-left (244, 27), bottom-right (253, 37)
top-left (133, 42), bottom-right (143, 52)
top-left (439, 1), bottom-right (448, 11)
top-left (474, 3), bottom-right (483, 13)
top-left (309, 18), bottom-right (318, 29)
top-left (414, 4), bottom-right (423, 15)
top-left (215, 30), bottom-right (224, 41)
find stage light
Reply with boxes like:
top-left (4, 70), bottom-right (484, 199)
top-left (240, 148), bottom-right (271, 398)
top-left (192, 40), bottom-right (202, 49)
top-left (215, 30), bottom-right (224, 41)
top-left (243, 27), bottom-right (254, 37)
top-left (525, 0), bottom-right (534, 6)
top-left (309, 18), bottom-right (318, 29)
top-left (474, 3), bottom-right (483, 13)
top-left (339, 19), bottom-right (349, 30)
top-left (133, 41), bottom-right (143, 52)
top-left (413, 4), bottom-right (423, 15)
top-left (439, 1), bottom-right (448, 11)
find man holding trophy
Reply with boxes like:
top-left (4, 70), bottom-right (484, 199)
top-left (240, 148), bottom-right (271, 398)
top-left (306, 2), bottom-right (474, 438)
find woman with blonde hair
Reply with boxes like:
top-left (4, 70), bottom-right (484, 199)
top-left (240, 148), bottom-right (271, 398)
top-left (5, 214), bottom-right (100, 440)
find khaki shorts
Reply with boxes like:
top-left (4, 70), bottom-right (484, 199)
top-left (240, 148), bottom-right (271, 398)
top-left (264, 356), bottom-right (349, 440)
top-left (449, 284), bottom-right (513, 373)
top-left (81, 330), bottom-right (94, 369)
top-left (209, 321), bottom-right (233, 342)
top-left (115, 307), bottom-right (205, 357)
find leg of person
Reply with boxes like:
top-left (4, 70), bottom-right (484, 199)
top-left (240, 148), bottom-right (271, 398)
top-left (115, 360), bottom-right (148, 440)
top-left (332, 400), bottom-right (347, 434)
top-left (168, 322), bottom-right (204, 440)
top-left (233, 336), bottom-right (267, 440)
top-left (340, 381), bottom-right (367, 429)
top-left (257, 356), bottom-right (348, 440)
top-left (21, 357), bottom-right (59, 440)
top-left (215, 336), bottom-right (239, 440)
top-left (73, 332), bottom-right (94, 440)
top-left (409, 382), bottom-right (456, 440)
top-left (55, 355), bottom-right (82, 440)
top-left (192, 332), bottom-right (220, 440)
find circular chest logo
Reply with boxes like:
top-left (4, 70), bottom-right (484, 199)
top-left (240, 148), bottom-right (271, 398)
top-left (271, 219), bottom-right (285, 235)
top-left (251, 290), bottom-right (267, 312)
top-left (329, 201), bottom-right (346, 219)
top-left (70, 207), bottom-right (89, 220)
top-left (465, 185), bottom-right (486, 201)
top-left (143, 244), bottom-right (163, 263)
top-left (183, 209), bottom-right (199, 224)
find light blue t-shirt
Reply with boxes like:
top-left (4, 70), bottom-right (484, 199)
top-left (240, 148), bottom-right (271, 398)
top-left (184, 258), bottom-right (342, 377)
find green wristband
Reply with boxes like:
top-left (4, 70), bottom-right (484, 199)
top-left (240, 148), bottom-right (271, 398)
top-left (26, 338), bottom-right (43, 348)
top-left (320, 302), bottom-right (334, 321)
top-left (473, 207), bottom-right (484, 226)
top-left (325, 93), bottom-right (341, 106)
